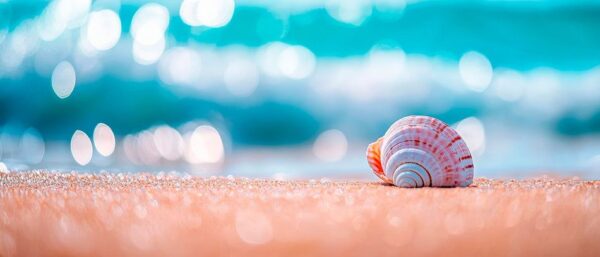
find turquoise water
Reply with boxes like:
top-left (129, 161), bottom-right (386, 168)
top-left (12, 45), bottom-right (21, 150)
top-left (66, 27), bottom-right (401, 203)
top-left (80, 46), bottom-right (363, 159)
top-left (0, 0), bottom-right (599, 178)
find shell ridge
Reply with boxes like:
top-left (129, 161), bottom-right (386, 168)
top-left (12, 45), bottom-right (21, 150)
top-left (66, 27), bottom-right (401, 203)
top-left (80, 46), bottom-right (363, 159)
top-left (401, 162), bottom-right (432, 187)
top-left (385, 145), bottom-right (440, 182)
top-left (385, 148), bottom-right (438, 187)
top-left (384, 128), bottom-right (454, 172)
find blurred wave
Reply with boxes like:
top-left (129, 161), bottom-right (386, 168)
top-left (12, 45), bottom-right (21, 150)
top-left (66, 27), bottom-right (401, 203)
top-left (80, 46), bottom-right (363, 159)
top-left (0, 0), bottom-right (599, 178)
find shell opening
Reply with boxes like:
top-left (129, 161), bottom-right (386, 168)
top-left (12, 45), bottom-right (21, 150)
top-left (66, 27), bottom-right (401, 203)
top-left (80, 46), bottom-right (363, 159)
top-left (367, 137), bottom-right (391, 183)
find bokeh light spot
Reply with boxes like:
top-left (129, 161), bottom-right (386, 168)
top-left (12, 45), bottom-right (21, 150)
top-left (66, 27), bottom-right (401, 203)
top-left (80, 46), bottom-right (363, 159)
top-left (71, 130), bottom-right (93, 166)
top-left (179, 0), bottom-right (235, 28)
top-left (132, 37), bottom-right (165, 65)
top-left (0, 162), bottom-right (8, 173)
top-left (85, 10), bottom-right (121, 51)
top-left (455, 117), bottom-right (486, 157)
top-left (493, 70), bottom-right (524, 102)
top-left (459, 51), bottom-right (493, 92)
top-left (93, 123), bottom-right (115, 157)
top-left (277, 45), bottom-right (316, 80)
top-left (153, 125), bottom-right (184, 161)
top-left (326, 0), bottom-right (372, 26)
top-left (51, 61), bottom-right (76, 99)
top-left (313, 129), bottom-right (348, 162)
top-left (158, 47), bottom-right (201, 86)
top-left (131, 3), bottom-right (169, 46)
top-left (185, 125), bottom-right (224, 164)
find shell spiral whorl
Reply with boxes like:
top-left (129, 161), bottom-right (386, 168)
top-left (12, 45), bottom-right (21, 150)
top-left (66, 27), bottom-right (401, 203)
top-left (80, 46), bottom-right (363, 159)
top-left (367, 116), bottom-right (474, 188)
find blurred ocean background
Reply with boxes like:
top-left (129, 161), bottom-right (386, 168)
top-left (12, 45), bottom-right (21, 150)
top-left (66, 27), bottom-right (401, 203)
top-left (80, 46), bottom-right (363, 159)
top-left (1, 0), bottom-right (600, 179)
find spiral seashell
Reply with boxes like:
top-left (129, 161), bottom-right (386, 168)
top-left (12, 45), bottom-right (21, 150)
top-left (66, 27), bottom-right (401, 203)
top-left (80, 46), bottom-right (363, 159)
top-left (367, 115), bottom-right (474, 188)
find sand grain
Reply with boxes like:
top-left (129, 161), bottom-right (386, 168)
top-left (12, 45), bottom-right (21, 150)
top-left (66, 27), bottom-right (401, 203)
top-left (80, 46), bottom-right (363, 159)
top-left (1, 171), bottom-right (599, 256)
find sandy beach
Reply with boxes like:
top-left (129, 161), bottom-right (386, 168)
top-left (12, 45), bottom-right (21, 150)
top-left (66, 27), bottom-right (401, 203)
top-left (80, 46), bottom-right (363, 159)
top-left (0, 171), bottom-right (599, 257)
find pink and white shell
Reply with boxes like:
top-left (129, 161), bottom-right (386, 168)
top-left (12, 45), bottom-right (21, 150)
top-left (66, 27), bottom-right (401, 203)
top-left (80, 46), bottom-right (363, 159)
top-left (367, 115), bottom-right (474, 188)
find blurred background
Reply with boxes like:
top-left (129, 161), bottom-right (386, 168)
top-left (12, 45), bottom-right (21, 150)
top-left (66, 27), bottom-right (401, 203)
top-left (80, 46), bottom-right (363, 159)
top-left (0, 0), bottom-right (599, 179)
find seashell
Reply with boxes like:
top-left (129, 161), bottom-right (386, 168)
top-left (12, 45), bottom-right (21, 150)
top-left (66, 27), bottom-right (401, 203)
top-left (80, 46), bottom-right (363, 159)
top-left (367, 115), bottom-right (474, 188)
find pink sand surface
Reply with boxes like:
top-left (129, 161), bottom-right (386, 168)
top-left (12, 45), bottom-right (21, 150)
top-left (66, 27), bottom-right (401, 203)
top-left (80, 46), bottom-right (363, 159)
top-left (0, 171), bottom-right (599, 256)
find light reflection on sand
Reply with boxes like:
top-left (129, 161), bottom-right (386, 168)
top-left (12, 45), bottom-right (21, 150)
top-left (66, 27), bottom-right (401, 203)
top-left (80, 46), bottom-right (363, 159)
top-left (0, 172), bottom-right (599, 256)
